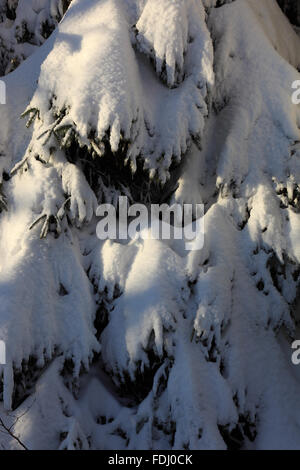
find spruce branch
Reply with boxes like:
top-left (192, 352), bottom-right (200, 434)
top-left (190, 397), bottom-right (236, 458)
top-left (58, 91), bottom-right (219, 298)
top-left (10, 155), bottom-right (30, 176)
top-left (0, 187), bottom-right (7, 212)
top-left (0, 416), bottom-right (28, 450)
top-left (20, 108), bottom-right (40, 129)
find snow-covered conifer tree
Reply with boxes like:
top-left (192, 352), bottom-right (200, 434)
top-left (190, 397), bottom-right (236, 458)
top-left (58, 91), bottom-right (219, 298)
top-left (0, 0), bottom-right (300, 450)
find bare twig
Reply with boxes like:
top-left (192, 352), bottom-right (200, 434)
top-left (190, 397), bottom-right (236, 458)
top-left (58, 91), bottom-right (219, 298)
top-left (0, 416), bottom-right (28, 450)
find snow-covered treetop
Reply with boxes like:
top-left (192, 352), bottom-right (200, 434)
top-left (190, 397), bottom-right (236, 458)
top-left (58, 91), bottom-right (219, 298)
top-left (22, 0), bottom-right (214, 184)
